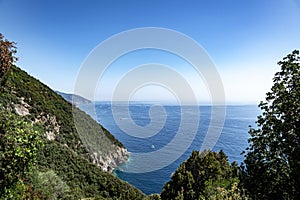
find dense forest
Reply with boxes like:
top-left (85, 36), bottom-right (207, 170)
top-left (1, 34), bottom-right (299, 199)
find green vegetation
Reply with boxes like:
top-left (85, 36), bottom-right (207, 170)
top-left (36, 141), bottom-right (144, 199)
top-left (242, 50), bottom-right (300, 199)
top-left (30, 169), bottom-right (70, 199)
top-left (0, 34), bottom-right (144, 199)
top-left (160, 150), bottom-right (245, 200)
top-left (160, 50), bottom-right (299, 199)
top-left (1, 65), bottom-right (123, 151)
top-left (1, 33), bottom-right (299, 199)
top-left (55, 91), bottom-right (91, 105)
top-left (0, 110), bottom-right (42, 198)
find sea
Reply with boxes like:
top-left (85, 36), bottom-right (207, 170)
top-left (79, 102), bottom-right (261, 195)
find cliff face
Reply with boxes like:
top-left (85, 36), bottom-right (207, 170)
top-left (0, 66), bottom-right (129, 172)
top-left (92, 146), bottom-right (130, 172)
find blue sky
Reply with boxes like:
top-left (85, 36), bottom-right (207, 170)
top-left (0, 0), bottom-right (300, 104)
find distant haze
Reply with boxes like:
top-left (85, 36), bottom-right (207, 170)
top-left (0, 0), bottom-right (299, 104)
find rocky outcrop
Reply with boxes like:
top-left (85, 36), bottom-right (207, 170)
top-left (15, 104), bottom-right (30, 116)
top-left (11, 94), bottom-right (127, 173)
top-left (91, 146), bottom-right (130, 172)
top-left (13, 97), bottom-right (60, 141)
top-left (14, 97), bottom-right (30, 116)
top-left (35, 113), bottom-right (60, 141)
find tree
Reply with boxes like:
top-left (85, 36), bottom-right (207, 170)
top-left (31, 169), bottom-right (70, 199)
top-left (242, 50), bottom-right (300, 199)
top-left (0, 110), bottom-right (42, 198)
top-left (0, 33), bottom-right (17, 80)
top-left (161, 150), bottom-right (242, 200)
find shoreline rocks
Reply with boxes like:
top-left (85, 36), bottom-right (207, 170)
top-left (90, 146), bottom-right (130, 172)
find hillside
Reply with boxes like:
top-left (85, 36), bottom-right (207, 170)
top-left (0, 65), bottom-right (145, 199)
top-left (56, 91), bottom-right (91, 105)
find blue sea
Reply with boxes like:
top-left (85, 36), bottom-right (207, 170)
top-left (79, 102), bottom-right (260, 195)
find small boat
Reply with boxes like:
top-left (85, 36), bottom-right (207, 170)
top-left (151, 145), bottom-right (155, 149)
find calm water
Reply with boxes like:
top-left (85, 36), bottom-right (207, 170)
top-left (79, 103), bottom-right (260, 195)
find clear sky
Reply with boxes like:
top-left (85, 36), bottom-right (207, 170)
top-left (0, 0), bottom-right (300, 104)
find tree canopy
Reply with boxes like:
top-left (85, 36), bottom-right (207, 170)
top-left (242, 50), bottom-right (300, 199)
top-left (0, 33), bottom-right (17, 80)
top-left (161, 150), bottom-right (243, 200)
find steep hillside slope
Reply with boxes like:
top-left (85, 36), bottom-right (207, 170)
top-left (56, 91), bottom-right (91, 105)
top-left (0, 66), bottom-right (145, 199)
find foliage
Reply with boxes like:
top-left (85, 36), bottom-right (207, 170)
top-left (0, 33), bottom-right (143, 199)
top-left (201, 178), bottom-right (248, 200)
top-left (146, 194), bottom-right (161, 200)
top-left (0, 110), bottom-right (42, 199)
top-left (36, 141), bottom-right (144, 199)
top-left (161, 150), bottom-right (243, 200)
top-left (0, 33), bottom-right (17, 82)
top-left (0, 65), bottom-right (123, 152)
top-left (1, 178), bottom-right (26, 200)
top-left (0, 64), bottom-right (144, 198)
top-left (242, 50), bottom-right (300, 199)
top-left (30, 169), bottom-right (70, 199)
top-left (138, 194), bottom-right (162, 200)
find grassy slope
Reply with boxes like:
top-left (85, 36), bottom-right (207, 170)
top-left (0, 66), bottom-right (145, 199)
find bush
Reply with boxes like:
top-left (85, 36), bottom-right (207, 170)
top-left (31, 169), bottom-right (70, 199)
top-left (0, 110), bottom-right (42, 198)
